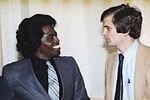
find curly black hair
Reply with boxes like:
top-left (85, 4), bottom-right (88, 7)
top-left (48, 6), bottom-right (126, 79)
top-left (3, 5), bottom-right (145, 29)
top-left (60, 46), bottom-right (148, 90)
top-left (100, 4), bottom-right (142, 39)
top-left (16, 14), bottom-right (56, 58)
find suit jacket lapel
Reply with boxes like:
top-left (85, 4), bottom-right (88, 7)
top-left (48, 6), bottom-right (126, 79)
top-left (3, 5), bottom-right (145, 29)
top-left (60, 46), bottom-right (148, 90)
top-left (15, 59), bottom-right (50, 99)
top-left (107, 52), bottom-right (116, 100)
top-left (53, 58), bottom-right (66, 99)
top-left (53, 57), bottom-right (75, 100)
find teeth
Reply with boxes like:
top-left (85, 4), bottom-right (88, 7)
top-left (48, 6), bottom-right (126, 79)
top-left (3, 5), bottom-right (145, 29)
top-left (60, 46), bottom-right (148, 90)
top-left (53, 45), bottom-right (60, 49)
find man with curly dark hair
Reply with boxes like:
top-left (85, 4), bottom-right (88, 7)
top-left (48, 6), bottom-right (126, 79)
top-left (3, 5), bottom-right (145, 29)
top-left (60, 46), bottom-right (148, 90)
top-left (0, 14), bottom-right (90, 100)
top-left (100, 4), bottom-right (150, 100)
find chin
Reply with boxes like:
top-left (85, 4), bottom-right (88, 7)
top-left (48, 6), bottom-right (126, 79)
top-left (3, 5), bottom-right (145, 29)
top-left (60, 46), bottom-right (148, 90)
top-left (107, 42), bottom-right (114, 46)
top-left (107, 43), bottom-right (112, 46)
top-left (54, 51), bottom-right (61, 57)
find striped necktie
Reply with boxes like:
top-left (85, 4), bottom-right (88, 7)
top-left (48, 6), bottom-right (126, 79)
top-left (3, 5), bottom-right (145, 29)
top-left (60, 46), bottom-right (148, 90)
top-left (46, 61), bottom-right (60, 100)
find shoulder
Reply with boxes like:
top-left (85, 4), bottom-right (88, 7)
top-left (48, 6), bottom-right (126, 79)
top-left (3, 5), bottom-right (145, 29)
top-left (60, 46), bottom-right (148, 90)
top-left (137, 42), bottom-right (150, 66)
top-left (2, 59), bottom-right (30, 76)
top-left (107, 51), bottom-right (117, 62)
top-left (54, 56), bottom-right (77, 64)
top-left (138, 42), bottom-right (150, 57)
top-left (3, 58), bottom-right (30, 70)
top-left (139, 42), bottom-right (150, 49)
top-left (54, 56), bottom-right (79, 70)
top-left (55, 56), bottom-right (75, 60)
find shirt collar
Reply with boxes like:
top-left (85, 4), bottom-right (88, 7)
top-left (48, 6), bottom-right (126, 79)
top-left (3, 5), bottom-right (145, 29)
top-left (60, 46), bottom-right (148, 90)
top-left (117, 39), bottom-right (138, 63)
top-left (31, 56), bottom-right (48, 72)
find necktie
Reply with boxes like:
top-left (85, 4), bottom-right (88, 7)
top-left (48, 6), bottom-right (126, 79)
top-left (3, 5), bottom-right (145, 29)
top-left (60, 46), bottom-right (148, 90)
top-left (46, 61), bottom-right (60, 100)
top-left (114, 54), bottom-right (124, 100)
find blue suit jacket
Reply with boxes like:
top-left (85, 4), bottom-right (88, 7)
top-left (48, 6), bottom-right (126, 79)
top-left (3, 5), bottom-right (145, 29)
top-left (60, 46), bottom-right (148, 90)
top-left (0, 56), bottom-right (90, 100)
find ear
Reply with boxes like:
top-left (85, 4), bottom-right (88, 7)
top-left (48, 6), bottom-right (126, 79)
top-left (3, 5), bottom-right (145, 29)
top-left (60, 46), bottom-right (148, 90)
top-left (124, 30), bottom-right (130, 36)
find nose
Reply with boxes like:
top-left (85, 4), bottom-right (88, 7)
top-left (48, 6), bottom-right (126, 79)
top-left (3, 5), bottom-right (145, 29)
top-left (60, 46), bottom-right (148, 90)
top-left (102, 28), bottom-right (107, 36)
top-left (102, 30), bottom-right (105, 36)
top-left (54, 36), bottom-right (60, 43)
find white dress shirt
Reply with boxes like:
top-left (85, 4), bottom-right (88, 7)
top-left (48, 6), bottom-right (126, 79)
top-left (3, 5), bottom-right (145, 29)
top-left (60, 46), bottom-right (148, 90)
top-left (112, 40), bottom-right (138, 100)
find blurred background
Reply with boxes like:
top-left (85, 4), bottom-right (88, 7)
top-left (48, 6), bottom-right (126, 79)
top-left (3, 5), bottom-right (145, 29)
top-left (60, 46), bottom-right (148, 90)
top-left (0, 0), bottom-right (150, 99)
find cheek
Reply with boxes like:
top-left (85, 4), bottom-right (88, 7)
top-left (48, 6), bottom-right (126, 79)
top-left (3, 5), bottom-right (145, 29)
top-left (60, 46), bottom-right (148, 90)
top-left (107, 29), bottom-right (116, 37)
top-left (109, 31), bottom-right (118, 37)
top-left (112, 35), bottom-right (123, 44)
top-left (39, 44), bottom-right (52, 53)
top-left (44, 41), bottom-right (52, 46)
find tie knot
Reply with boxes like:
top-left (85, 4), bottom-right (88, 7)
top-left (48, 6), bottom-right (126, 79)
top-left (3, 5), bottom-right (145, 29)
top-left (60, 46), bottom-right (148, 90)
top-left (46, 61), bottom-right (51, 66)
top-left (119, 54), bottom-right (124, 61)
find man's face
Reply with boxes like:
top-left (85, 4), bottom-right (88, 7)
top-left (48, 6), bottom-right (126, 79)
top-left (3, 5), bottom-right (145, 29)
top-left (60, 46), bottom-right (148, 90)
top-left (101, 15), bottom-right (127, 47)
top-left (36, 25), bottom-right (60, 60)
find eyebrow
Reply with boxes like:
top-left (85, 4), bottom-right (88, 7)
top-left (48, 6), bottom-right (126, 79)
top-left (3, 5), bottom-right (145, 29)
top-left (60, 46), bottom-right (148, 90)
top-left (103, 25), bottom-right (111, 28)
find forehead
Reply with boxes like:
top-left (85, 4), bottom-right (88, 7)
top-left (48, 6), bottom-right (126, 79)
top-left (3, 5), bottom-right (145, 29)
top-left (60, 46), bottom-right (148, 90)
top-left (103, 15), bottom-right (114, 26)
top-left (42, 25), bottom-right (55, 34)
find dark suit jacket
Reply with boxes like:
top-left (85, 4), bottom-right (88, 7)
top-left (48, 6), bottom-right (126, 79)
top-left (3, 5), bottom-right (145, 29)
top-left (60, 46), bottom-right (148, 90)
top-left (0, 56), bottom-right (90, 100)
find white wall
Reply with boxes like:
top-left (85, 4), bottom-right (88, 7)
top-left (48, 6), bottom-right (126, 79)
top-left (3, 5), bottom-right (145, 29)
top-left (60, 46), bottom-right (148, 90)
top-left (0, 0), bottom-right (150, 100)
top-left (0, 0), bottom-right (22, 72)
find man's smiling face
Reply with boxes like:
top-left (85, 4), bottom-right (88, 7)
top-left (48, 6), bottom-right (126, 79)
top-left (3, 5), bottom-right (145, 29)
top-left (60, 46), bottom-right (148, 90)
top-left (35, 25), bottom-right (60, 60)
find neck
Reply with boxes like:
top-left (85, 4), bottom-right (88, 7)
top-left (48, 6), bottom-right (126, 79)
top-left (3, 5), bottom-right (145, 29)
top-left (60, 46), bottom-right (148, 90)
top-left (117, 37), bottom-right (135, 53)
top-left (34, 52), bottom-right (51, 60)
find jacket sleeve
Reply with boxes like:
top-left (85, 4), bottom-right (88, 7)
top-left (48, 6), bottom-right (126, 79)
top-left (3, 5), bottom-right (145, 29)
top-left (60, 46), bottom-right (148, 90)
top-left (0, 66), bottom-right (14, 100)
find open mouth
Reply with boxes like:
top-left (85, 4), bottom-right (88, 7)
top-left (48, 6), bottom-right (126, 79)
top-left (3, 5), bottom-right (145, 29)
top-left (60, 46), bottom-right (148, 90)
top-left (53, 45), bottom-right (60, 49)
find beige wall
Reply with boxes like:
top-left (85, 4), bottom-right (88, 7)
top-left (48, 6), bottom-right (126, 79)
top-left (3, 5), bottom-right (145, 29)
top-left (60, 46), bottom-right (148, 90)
top-left (0, 18), bottom-right (2, 76)
top-left (0, 0), bottom-right (150, 99)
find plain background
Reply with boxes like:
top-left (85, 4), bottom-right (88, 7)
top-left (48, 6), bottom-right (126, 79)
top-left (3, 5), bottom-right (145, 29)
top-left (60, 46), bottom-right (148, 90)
top-left (0, 0), bottom-right (150, 99)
